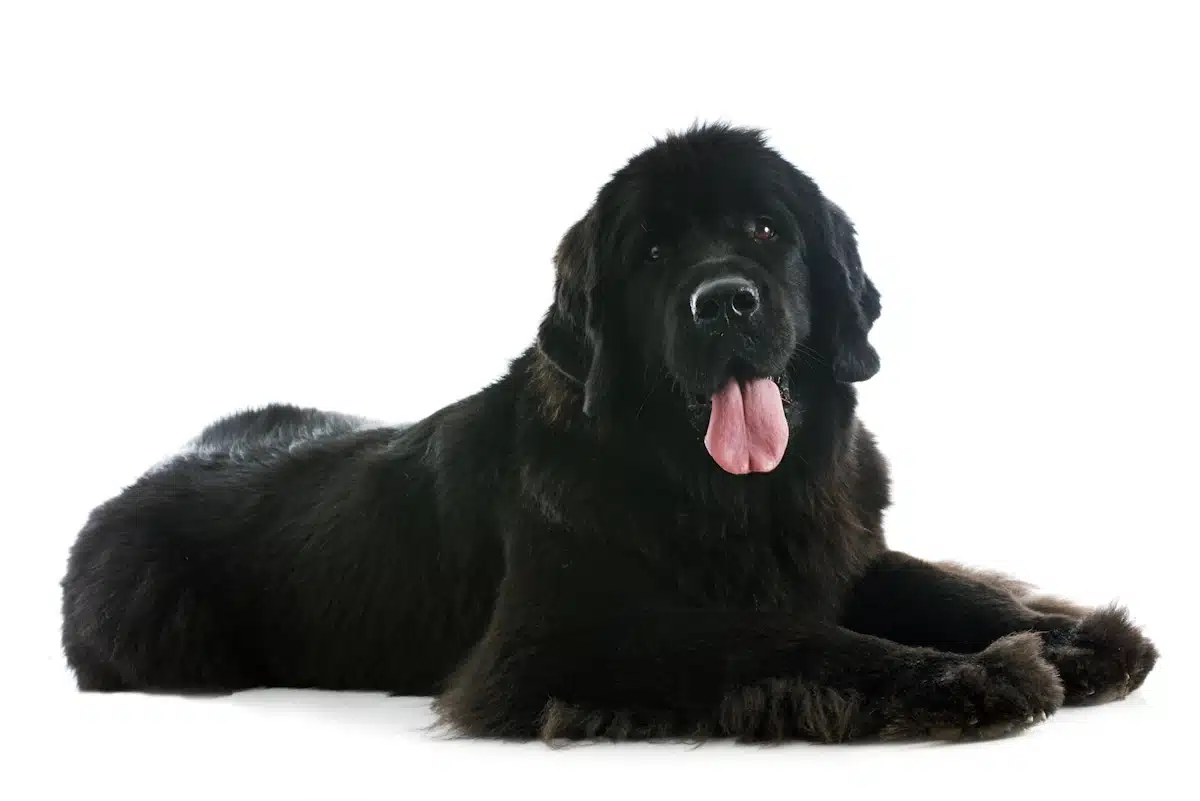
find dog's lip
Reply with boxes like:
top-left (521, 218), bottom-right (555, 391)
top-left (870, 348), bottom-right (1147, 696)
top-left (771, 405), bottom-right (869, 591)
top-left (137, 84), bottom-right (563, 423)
top-left (686, 374), bottom-right (792, 408)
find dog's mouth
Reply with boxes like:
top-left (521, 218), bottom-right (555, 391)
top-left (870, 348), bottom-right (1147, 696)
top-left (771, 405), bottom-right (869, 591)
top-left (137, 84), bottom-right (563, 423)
top-left (685, 373), bottom-right (791, 475)
top-left (686, 374), bottom-right (792, 410)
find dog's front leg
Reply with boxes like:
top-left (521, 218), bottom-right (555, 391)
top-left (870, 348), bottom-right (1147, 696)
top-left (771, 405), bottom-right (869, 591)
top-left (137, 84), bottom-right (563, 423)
top-left (841, 551), bottom-right (1158, 705)
top-left (433, 604), bottom-right (1065, 743)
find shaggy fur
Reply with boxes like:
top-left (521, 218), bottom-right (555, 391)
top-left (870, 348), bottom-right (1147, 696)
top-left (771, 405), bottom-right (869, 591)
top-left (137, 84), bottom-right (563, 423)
top-left (61, 124), bottom-right (1157, 743)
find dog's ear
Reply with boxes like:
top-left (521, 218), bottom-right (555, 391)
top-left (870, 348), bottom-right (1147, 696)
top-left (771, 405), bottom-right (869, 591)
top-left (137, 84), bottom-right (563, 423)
top-left (535, 210), bottom-right (615, 417)
top-left (812, 200), bottom-right (882, 383)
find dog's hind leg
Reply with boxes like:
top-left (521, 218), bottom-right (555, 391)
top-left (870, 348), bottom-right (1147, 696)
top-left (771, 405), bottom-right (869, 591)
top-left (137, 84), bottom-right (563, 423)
top-left (62, 642), bottom-right (128, 692)
top-left (61, 514), bottom-right (260, 694)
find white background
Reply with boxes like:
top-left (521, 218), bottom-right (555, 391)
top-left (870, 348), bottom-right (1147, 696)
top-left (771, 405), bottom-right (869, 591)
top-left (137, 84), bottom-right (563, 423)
top-left (2, 2), bottom-right (1196, 799)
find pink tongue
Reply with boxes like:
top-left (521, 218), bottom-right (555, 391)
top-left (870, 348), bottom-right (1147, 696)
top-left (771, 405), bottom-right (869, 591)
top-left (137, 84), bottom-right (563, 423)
top-left (704, 378), bottom-right (789, 475)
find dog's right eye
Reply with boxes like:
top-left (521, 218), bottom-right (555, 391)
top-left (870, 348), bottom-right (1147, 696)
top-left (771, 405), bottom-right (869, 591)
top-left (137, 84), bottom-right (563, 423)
top-left (646, 244), bottom-right (663, 262)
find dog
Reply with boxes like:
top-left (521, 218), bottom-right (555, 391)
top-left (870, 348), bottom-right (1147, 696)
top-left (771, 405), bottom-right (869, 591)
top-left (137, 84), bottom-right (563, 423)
top-left (61, 123), bottom-right (1157, 742)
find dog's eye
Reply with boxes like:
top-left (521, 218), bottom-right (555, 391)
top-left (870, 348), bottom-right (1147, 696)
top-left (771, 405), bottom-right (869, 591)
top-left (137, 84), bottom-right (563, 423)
top-left (646, 244), bottom-right (663, 262)
top-left (751, 217), bottom-right (776, 242)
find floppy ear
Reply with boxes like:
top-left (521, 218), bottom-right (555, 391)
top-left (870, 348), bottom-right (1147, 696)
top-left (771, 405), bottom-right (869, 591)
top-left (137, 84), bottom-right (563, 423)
top-left (812, 200), bottom-right (882, 383)
top-left (535, 211), bottom-right (616, 417)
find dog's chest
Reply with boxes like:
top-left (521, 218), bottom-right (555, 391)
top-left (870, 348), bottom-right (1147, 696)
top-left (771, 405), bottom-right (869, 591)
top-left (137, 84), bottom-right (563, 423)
top-left (656, 502), bottom-right (862, 618)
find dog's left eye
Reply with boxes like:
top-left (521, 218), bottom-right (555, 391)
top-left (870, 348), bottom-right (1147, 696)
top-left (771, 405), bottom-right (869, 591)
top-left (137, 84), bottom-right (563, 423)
top-left (750, 217), bottom-right (776, 242)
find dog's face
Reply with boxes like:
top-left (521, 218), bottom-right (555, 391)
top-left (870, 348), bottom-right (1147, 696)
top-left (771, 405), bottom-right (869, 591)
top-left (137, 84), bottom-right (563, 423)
top-left (537, 124), bottom-right (881, 475)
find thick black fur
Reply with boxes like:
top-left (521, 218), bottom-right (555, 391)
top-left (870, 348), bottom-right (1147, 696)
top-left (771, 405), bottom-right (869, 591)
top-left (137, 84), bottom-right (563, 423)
top-left (61, 124), bottom-right (1157, 742)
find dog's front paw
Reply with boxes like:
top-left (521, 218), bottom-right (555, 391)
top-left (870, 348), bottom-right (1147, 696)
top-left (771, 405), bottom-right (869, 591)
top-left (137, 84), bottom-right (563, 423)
top-left (883, 633), bottom-right (1064, 741)
top-left (1043, 604), bottom-right (1158, 705)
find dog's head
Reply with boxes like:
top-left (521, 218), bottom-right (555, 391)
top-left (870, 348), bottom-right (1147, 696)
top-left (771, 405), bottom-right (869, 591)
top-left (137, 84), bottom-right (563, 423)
top-left (537, 123), bottom-right (881, 475)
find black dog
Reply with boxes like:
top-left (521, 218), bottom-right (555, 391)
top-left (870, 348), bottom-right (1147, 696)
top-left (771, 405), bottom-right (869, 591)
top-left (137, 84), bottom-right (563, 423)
top-left (61, 124), bottom-right (1157, 742)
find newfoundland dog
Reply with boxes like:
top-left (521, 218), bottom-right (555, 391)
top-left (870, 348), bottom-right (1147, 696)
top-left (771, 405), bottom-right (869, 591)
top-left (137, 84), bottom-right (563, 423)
top-left (61, 123), bottom-right (1157, 742)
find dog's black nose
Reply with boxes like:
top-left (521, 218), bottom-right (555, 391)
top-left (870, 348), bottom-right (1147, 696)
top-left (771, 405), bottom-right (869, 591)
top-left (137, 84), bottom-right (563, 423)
top-left (690, 276), bottom-right (760, 325)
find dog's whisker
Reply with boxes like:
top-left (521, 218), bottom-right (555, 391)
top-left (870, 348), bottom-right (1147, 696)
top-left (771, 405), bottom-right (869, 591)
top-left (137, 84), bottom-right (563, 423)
top-left (635, 368), bottom-right (670, 421)
top-left (794, 342), bottom-right (829, 368)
